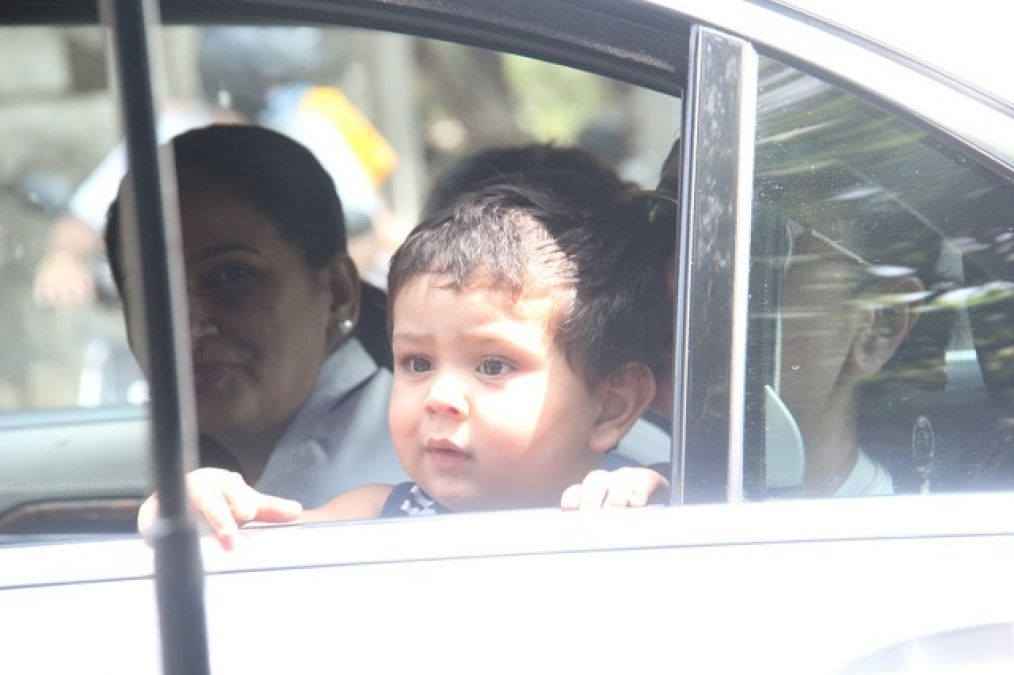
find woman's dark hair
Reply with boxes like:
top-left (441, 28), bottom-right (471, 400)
top-left (104, 124), bottom-right (346, 291)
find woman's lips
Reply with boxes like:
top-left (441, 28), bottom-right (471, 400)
top-left (193, 362), bottom-right (240, 391)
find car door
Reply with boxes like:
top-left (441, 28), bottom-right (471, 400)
top-left (3, 2), bottom-right (1014, 674)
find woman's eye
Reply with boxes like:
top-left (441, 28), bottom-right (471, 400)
top-left (215, 265), bottom-right (254, 284)
top-left (202, 264), bottom-right (255, 292)
top-left (476, 357), bottom-right (514, 377)
top-left (401, 356), bottom-right (433, 374)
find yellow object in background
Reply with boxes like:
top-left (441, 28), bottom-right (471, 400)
top-left (304, 86), bottom-right (398, 186)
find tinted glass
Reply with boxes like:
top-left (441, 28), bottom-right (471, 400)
top-left (747, 56), bottom-right (1014, 499)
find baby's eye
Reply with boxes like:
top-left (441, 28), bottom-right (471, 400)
top-left (476, 357), bottom-right (514, 377)
top-left (400, 356), bottom-right (433, 374)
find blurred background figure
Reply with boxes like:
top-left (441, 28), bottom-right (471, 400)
top-left (34, 26), bottom-right (396, 313)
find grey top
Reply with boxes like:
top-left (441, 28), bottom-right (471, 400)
top-left (255, 337), bottom-right (406, 507)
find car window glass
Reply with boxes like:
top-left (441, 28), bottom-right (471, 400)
top-left (0, 25), bottom-right (151, 538)
top-left (0, 26), bottom-right (144, 413)
top-left (746, 55), bottom-right (1014, 499)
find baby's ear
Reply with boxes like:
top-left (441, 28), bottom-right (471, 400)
top-left (588, 363), bottom-right (656, 454)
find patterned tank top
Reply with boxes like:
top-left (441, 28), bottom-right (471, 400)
top-left (380, 481), bottom-right (450, 518)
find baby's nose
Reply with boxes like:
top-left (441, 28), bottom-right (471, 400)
top-left (424, 374), bottom-right (469, 419)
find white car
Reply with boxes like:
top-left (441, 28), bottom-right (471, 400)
top-left (1, 1), bottom-right (1013, 673)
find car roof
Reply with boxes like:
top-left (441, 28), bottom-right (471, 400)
top-left (774, 0), bottom-right (1014, 107)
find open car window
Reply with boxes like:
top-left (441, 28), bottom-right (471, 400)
top-left (0, 24), bottom-right (148, 537)
top-left (155, 23), bottom-right (680, 279)
top-left (0, 18), bottom-right (681, 538)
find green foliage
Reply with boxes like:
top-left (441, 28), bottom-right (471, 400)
top-left (501, 54), bottom-right (607, 143)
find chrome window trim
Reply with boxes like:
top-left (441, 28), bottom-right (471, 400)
top-left (649, 0), bottom-right (1014, 172)
top-left (676, 26), bottom-right (757, 504)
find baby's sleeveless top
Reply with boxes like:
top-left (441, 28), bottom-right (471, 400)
top-left (380, 481), bottom-right (450, 518)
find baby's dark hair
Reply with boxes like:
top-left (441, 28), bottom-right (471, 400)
top-left (105, 124), bottom-right (346, 291)
top-left (389, 171), bottom-right (672, 386)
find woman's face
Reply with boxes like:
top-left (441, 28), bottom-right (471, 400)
top-left (777, 230), bottom-right (872, 423)
top-left (778, 256), bottom-right (864, 417)
top-left (177, 178), bottom-right (346, 452)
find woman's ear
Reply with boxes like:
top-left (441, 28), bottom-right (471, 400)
top-left (848, 275), bottom-right (924, 377)
top-left (324, 254), bottom-right (361, 349)
top-left (588, 363), bottom-right (657, 454)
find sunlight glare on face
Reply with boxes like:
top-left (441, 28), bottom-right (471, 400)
top-left (388, 273), bottom-right (603, 511)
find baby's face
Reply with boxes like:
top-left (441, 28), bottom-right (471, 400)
top-left (388, 274), bottom-right (604, 511)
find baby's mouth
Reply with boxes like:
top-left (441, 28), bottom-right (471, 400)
top-left (424, 439), bottom-right (472, 469)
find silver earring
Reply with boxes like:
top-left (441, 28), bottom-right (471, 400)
top-left (339, 318), bottom-right (354, 336)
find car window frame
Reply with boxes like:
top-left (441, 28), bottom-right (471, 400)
top-left (672, 25), bottom-right (757, 504)
top-left (4, 1), bottom-right (1008, 526)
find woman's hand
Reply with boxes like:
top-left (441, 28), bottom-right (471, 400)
top-left (137, 468), bottom-right (303, 551)
top-left (560, 467), bottom-right (669, 510)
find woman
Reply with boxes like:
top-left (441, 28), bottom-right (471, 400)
top-left (106, 124), bottom-right (404, 507)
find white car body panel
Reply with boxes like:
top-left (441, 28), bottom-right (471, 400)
top-left (5, 494), bottom-right (1014, 673)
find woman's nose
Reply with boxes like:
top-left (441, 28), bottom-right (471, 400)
top-left (188, 296), bottom-right (219, 342)
top-left (424, 373), bottom-right (469, 419)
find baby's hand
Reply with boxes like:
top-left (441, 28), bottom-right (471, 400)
top-left (560, 467), bottom-right (670, 510)
top-left (137, 468), bottom-right (303, 550)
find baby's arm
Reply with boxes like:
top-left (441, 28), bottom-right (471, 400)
top-left (301, 484), bottom-right (394, 522)
top-left (137, 468), bottom-right (302, 551)
top-left (138, 472), bottom-right (395, 550)
top-left (560, 467), bottom-right (670, 510)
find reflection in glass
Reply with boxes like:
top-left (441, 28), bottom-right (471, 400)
top-left (749, 57), bottom-right (1014, 499)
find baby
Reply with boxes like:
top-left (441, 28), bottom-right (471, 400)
top-left (139, 170), bottom-right (672, 547)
